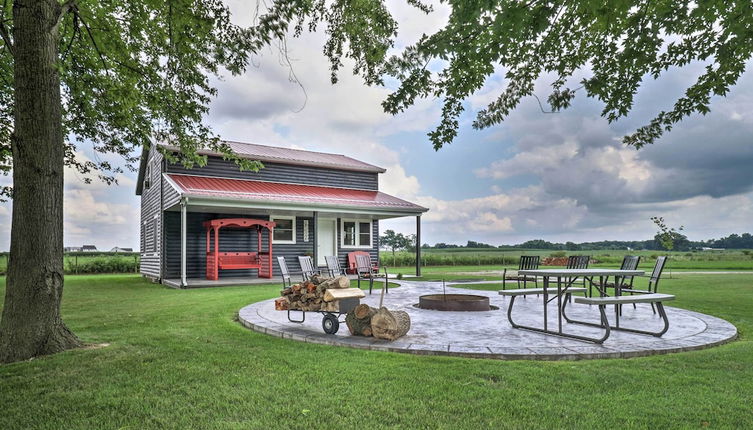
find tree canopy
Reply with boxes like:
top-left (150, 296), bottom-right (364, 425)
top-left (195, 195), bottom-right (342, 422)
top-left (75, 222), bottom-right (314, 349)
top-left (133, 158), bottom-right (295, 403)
top-left (263, 0), bottom-right (753, 150)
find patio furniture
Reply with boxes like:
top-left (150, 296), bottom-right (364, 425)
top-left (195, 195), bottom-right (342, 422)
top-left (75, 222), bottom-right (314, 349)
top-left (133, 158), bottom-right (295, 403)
top-left (355, 253), bottom-right (388, 294)
top-left (622, 256), bottom-right (668, 314)
top-left (277, 256), bottom-right (304, 287)
top-left (297, 256), bottom-right (320, 281)
top-left (566, 255), bottom-right (591, 293)
top-left (568, 293), bottom-right (675, 338)
top-left (502, 255), bottom-right (540, 290)
top-left (325, 255), bottom-right (346, 277)
top-left (203, 218), bottom-right (275, 280)
top-left (591, 255), bottom-right (641, 297)
top-left (503, 268), bottom-right (644, 343)
top-left (347, 251), bottom-right (374, 274)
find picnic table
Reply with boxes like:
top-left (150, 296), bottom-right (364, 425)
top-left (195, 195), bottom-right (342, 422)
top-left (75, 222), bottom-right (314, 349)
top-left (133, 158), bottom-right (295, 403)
top-left (500, 268), bottom-right (646, 343)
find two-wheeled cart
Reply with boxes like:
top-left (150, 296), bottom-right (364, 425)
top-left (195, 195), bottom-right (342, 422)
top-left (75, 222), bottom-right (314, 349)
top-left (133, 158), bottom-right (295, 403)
top-left (286, 297), bottom-right (360, 334)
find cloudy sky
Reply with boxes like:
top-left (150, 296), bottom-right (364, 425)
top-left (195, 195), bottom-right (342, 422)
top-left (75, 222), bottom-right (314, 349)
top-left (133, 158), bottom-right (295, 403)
top-left (1, 1), bottom-right (752, 251)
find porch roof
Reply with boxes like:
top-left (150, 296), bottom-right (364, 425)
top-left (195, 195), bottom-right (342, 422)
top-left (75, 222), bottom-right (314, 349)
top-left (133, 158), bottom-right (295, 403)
top-left (165, 173), bottom-right (428, 215)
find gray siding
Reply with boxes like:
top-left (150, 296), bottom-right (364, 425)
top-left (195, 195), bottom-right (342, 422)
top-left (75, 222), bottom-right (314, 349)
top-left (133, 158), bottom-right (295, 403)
top-left (162, 176), bottom-right (181, 209)
top-left (166, 157), bottom-right (378, 191)
top-left (139, 146), bottom-right (164, 279)
top-left (164, 212), bottom-right (316, 279)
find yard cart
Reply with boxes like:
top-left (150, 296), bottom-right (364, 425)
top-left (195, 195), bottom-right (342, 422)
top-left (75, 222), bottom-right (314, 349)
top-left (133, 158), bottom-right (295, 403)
top-left (286, 297), bottom-right (360, 335)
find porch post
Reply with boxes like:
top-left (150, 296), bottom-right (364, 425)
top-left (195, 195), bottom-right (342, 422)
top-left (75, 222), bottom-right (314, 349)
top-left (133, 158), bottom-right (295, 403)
top-left (312, 211), bottom-right (319, 268)
top-left (416, 215), bottom-right (421, 277)
top-left (180, 199), bottom-right (187, 287)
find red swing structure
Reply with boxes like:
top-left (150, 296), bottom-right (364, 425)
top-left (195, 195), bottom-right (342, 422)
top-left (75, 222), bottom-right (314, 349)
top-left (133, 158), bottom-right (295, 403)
top-left (203, 218), bottom-right (276, 280)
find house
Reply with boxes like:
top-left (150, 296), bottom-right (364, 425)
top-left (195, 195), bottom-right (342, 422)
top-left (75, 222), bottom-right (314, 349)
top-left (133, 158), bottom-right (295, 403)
top-left (65, 245), bottom-right (97, 252)
top-left (110, 247), bottom-right (134, 253)
top-left (136, 140), bottom-right (428, 287)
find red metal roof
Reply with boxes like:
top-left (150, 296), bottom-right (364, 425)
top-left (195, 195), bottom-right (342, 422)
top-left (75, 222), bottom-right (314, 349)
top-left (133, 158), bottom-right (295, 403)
top-left (166, 174), bottom-right (427, 213)
top-left (159, 140), bottom-right (386, 173)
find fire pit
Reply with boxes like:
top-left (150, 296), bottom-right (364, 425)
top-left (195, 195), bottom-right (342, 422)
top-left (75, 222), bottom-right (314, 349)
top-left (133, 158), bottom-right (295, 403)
top-left (418, 294), bottom-right (491, 312)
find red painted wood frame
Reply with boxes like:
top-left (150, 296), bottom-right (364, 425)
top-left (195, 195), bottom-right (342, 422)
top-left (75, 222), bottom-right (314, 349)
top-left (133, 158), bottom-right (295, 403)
top-left (203, 218), bottom-right (276, 280)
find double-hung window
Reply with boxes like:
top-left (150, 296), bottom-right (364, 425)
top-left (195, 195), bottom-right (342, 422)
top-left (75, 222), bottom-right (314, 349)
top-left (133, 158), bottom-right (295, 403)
top-left (341, 219), bottom-right (371, 248)
top-left (271, 216), bottom-right (296, 244)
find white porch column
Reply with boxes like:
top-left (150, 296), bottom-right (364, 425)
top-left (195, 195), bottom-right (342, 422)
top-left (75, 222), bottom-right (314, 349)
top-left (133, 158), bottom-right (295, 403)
top-left (180, 198), bottom-right (187, 287)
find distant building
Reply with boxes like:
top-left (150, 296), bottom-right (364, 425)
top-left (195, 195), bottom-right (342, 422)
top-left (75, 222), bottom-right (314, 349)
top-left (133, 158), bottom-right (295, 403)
top-left (110, 247), bottom-right (134, 253)
top-left (65, 245), bottom-right (98, 252)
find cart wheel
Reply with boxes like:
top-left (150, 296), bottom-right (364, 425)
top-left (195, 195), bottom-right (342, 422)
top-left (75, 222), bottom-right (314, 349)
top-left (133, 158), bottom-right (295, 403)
top-left (322, 313), bottom-right (339, 334)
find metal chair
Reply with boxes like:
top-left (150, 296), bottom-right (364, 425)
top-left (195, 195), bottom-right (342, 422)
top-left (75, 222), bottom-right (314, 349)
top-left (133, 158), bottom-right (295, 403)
top-left (355, 253), bottom-right (388, 294)
top-left (624, 256), bottom-right (668, 313)
top-left (297, 256), bottom-right (320, 281)
top-left (566, 255), bottom-right (590, 294)
top-left (325, 255), bottom-right (346, 278)
top-left (502, 255), bottom-right (540, 290)
top-left (593, 255), bottom-right (641, 297)
top-left (277, 256), bottom-right (304, 287)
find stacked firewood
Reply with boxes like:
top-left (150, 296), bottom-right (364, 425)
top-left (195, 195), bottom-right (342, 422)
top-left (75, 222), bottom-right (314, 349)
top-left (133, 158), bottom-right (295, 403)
top-left (275, 274), bottom-right (362, 312)
top-left (346, 304), bottom-right (411, 341)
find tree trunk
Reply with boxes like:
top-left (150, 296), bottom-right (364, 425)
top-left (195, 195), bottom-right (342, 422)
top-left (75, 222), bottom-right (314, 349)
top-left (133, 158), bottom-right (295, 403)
top-left (0, 0), bottom-right (82, 363)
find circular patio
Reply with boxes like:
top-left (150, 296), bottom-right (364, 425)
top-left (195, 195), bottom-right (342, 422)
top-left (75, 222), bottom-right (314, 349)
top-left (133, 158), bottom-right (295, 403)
top-left (237, 281), bottom-right (737, 360)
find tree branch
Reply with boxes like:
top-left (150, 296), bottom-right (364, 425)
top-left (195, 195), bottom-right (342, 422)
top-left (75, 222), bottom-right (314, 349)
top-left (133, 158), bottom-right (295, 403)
top-left (0, 0), bottom-right (12, 54)
top-left (53, 0), bottom-right (77, 34)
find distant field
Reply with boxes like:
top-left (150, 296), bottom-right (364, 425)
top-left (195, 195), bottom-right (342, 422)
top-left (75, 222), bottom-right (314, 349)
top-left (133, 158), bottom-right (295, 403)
top-left (0, 252), bottom-right (140, 275)
top-left (381, 248), bottom-right (753, 272)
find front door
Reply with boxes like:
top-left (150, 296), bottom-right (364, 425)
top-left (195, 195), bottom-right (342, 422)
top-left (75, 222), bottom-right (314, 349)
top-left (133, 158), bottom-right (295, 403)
top-left (317, 218), bottom-right (337, 266)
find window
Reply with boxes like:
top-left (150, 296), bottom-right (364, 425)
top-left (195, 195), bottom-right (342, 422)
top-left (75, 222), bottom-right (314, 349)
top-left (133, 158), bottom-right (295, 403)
top-left (341, 219), bottom-right (372, 248)
top-left (141, 221), bottom-right (146, 253)
top-left (151, 217), bottom-right (158, 252)
top-left (271, 216), bottom-right (296, 244)
top-left (143, 162), bottom-right (152, 190)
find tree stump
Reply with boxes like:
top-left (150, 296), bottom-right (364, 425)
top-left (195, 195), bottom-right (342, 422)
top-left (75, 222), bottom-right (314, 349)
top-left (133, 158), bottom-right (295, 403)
top-left (371, 307), bottom-right (411, 341)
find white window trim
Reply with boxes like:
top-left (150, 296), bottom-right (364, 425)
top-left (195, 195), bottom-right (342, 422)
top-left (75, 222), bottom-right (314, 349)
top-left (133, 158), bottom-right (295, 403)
top-left (340, 218), bottom-right (372, 249)
top-left (271, 215), bottom-right (296, 244)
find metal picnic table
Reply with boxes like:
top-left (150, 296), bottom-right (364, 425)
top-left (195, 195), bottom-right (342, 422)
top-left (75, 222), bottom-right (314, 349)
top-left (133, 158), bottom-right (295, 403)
top-left (515, 268), bottom-right (645, 343)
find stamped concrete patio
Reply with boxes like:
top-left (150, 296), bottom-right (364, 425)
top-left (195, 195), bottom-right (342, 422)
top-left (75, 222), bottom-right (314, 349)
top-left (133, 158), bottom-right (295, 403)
top-left (237, 281), bottom-right (737, 360)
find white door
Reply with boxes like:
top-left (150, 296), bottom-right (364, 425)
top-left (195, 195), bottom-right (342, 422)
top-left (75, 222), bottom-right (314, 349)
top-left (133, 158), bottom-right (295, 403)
top-left (317, 219), bottom-right (337, 266)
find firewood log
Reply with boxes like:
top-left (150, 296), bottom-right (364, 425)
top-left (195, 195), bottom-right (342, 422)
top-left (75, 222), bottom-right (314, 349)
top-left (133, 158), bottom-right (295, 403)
top-left (324, 287), bottom-right (365, 302)
top-left (304, 282), bottom-right (317, 293)
top-left (345, 305), bottom-right (376, 336)
top-left (354, 303), bottom-right (373, 319)
top-left (309, 274), bottom-right (326, 285)
top-left (281, 287), bottom-right (293, 296)
top-left (371, 307), bottom-right (410, 341)
top-left (291, 284), bottom-right (302, 294)
top-left (274, 297), bottom-right (289, 310)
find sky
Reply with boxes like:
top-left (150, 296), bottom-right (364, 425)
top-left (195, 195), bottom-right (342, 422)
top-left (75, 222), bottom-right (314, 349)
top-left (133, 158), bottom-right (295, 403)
top-left (1, 1), bottom-right (752, 251)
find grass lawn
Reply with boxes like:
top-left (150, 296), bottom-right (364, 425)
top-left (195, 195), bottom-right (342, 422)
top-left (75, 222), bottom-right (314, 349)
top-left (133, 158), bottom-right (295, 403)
top-left (1, 272), bottom-right (753, 429)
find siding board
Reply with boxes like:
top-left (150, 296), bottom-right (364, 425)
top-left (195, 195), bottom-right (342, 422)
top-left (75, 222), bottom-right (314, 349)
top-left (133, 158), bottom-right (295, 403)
top-left (139, 147), bottom-right (163, 279)
top-left (165, 157), bottom-right (378, 191)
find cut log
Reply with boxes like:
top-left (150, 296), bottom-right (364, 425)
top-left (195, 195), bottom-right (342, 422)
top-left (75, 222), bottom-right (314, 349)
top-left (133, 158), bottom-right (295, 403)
top-left (345, 305), bottom-right (376, 336)
top-left (324, 287), bottom-right (365, 302)
top-left (309, 274), bottom-right (326, 285)
top-left (371, 307), bottom-right (411, 341)
top-left (321, 302), bottom-right (339, 312)
top-left (291, 284), bottom-right (302, 294)
top-left (354, 303), bottom-right (373, 320)
top-left (304, 281), bottom-right (317, 293)
top-left (274, 297), bottom-right (289, 311)
top-left (280, 287), bottom-right (293, 296)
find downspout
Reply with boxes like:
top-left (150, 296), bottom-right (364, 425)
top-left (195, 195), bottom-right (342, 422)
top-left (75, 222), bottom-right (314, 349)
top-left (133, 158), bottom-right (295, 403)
top-left (180, 197), bottom-right (188, 288)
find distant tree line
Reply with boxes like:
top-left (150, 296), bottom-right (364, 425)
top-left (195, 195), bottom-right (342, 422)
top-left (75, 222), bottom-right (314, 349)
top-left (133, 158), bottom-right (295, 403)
top-left (416, 233), bottom-right (753, 252)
